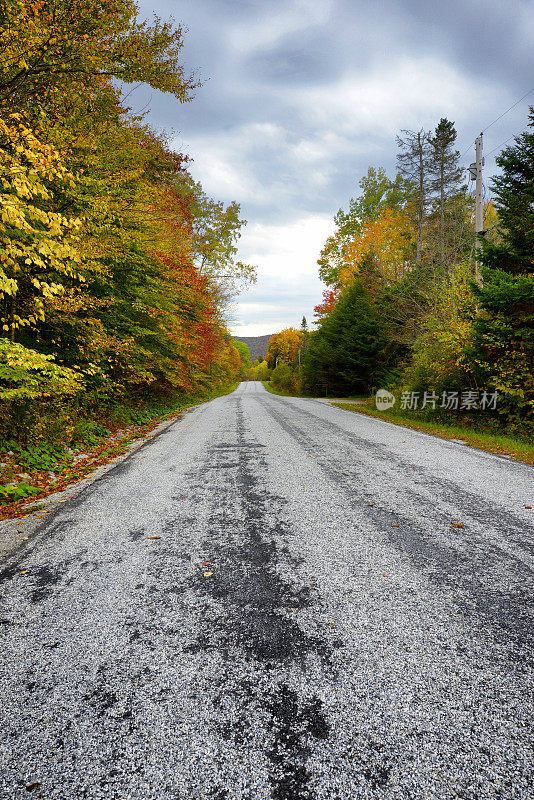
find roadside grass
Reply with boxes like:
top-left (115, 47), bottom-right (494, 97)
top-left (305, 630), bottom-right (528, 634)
top-left (0, 381), bottom-right (239, 518)
top-left (259, 381), bottom-right (533, 464)
top-left (332, 400), bottom-right (534, 465)
top-left (261, 381), bottom-right (367, 402)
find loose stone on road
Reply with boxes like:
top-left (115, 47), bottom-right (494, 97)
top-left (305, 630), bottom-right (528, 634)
top-left (0, 382), bottom-right (532, 799)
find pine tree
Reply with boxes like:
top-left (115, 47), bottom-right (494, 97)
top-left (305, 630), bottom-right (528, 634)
top-left (480, 111), bottom-right (534, 276)
top-left (429, 119), bottom-right (464, 263)
top-left (302, 281), bottom-right (384, 395)
top-left (471, 109), bottom-right (534, 424)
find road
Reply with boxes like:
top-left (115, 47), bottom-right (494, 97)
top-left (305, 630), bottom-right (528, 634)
top-left (0, 381), bottom-right (533, 799)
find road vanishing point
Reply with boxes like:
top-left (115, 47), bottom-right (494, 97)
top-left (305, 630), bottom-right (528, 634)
top-left (1, 382), bottom-right (532, 799)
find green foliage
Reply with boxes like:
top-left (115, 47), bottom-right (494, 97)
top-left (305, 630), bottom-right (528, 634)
top-left (303, 281), bottom-right (386, 396)
top-left (0, 338), bottom-right (81, 400)
top-left (246, 360), bottom-right (271, 381)
top-left (470, 110), bottom-right (534, 425)
top-left (3, 440), bottom-right (68, 471)
top-left (270, 362), bottom-right (299, 393)
top-left (0, 481), bottom-right (40, 504)
top-left (401, 259), bottom-right (477, 394)
top-left (479, 109), bottom-right (534, 276)
top-left (232, 339), bottom-right (251, 377)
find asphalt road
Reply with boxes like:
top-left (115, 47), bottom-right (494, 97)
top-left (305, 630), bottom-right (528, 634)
top-left (1, 381), bottom-right (533, 800)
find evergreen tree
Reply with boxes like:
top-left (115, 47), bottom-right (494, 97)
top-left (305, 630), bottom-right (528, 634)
top-left (396, 129), bottom-right (432, 263)
top-left (299, 315), bottom-right (309, 362)
top-left (429, 119), bottom-right (464, 263)
top-left (471, 109), bottom-right (534, 425)
top-left (302, 281), bottom-right (384, 396)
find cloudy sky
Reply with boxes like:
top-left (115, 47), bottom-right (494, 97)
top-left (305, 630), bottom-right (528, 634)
top-left (134, 0), bottom-right (534, 336)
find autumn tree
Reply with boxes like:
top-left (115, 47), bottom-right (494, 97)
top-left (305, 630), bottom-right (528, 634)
top-left (0, 0), bottom-right (252, 452)
top-left (266, 327), bottom-right (302, 369)
top-left (342, 207), bottom-right (414, 287)
top-left (0, 0), bottom-right (198, 117)
top-left (313, 288), bottom-right (340, 324)
top-left (169, 174), bottom-right (256, 298)
top-left (0, 116), bottom-right (84, 342)
top-left (318, 167), bottom-right (406, 287)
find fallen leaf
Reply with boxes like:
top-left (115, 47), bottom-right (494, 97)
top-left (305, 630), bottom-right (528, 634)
top-left (203, 572), bottom-right (213, 577)
top-left (382, 574), bottom-right (389, 578)
top-left (525, 506), bottom-right (532, 509)
top-left (392, 524), bottom-right (400, 527)
top-left (20, 570), bottom-right (30, 575)
top-left (147, 536), bottom-right (161, 540)
top-left (202, 562), bottom-right (211, 566)
top-left (451, 522), bottom-right (464, 528)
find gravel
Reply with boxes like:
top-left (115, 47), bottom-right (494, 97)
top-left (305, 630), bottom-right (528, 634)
top-left (0, 382), bottom-right (532, 799)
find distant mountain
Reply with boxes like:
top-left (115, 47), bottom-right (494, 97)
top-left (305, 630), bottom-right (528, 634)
top-left (233, 334), bottom-right (273, 362)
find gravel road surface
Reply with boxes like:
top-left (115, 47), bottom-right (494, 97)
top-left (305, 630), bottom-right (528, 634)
top-left (1, 382), bottom-right (533, 799)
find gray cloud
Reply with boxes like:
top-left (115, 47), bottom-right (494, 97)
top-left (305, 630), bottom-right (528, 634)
top-left (134, 0), bottom-right (534, 333)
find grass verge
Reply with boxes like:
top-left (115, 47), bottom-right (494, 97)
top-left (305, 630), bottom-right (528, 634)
top-left (0, 381), bottom-right (239, 519)
top-left (331, 401), bottom-right (534, 465)
top-left (260, 381), bottom-right (363, 400)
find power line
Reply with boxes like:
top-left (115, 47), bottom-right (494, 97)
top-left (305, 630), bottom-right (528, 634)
top-left (485, 134), bottom-right (517, 158)
top-left (482, 88), bottom-right (533, 134)
top-left (459, 87), bottom-right (533, 159)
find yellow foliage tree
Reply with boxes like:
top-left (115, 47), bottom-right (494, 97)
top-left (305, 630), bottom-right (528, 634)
top-left (341, 208), bottom-right (414, 288)
top-left (266, 328), bottom-right (302, 366)
top-left (404, 259), bottom-right (478, 391)
top-left (0, 115), bottom-right (84, 340)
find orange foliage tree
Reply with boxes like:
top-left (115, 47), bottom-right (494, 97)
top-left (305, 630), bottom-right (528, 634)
top-left (313, 288), bottom-right (340, 324)
top-left (266, 328), bottom-right (302, 368)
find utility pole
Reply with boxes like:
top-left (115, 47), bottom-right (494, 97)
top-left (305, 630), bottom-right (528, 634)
top-left (474, 134), bottom-right (484, 287)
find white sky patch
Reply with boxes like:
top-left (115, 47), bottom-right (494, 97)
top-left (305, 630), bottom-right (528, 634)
top-left (228, 0), bottom-right (335, 55)
top-left (295, 57), bottom-right (503, 137)
top-left (177, 122), bottom-right (287, 204)
top-left (229, 214), bottom-right (335, 336)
